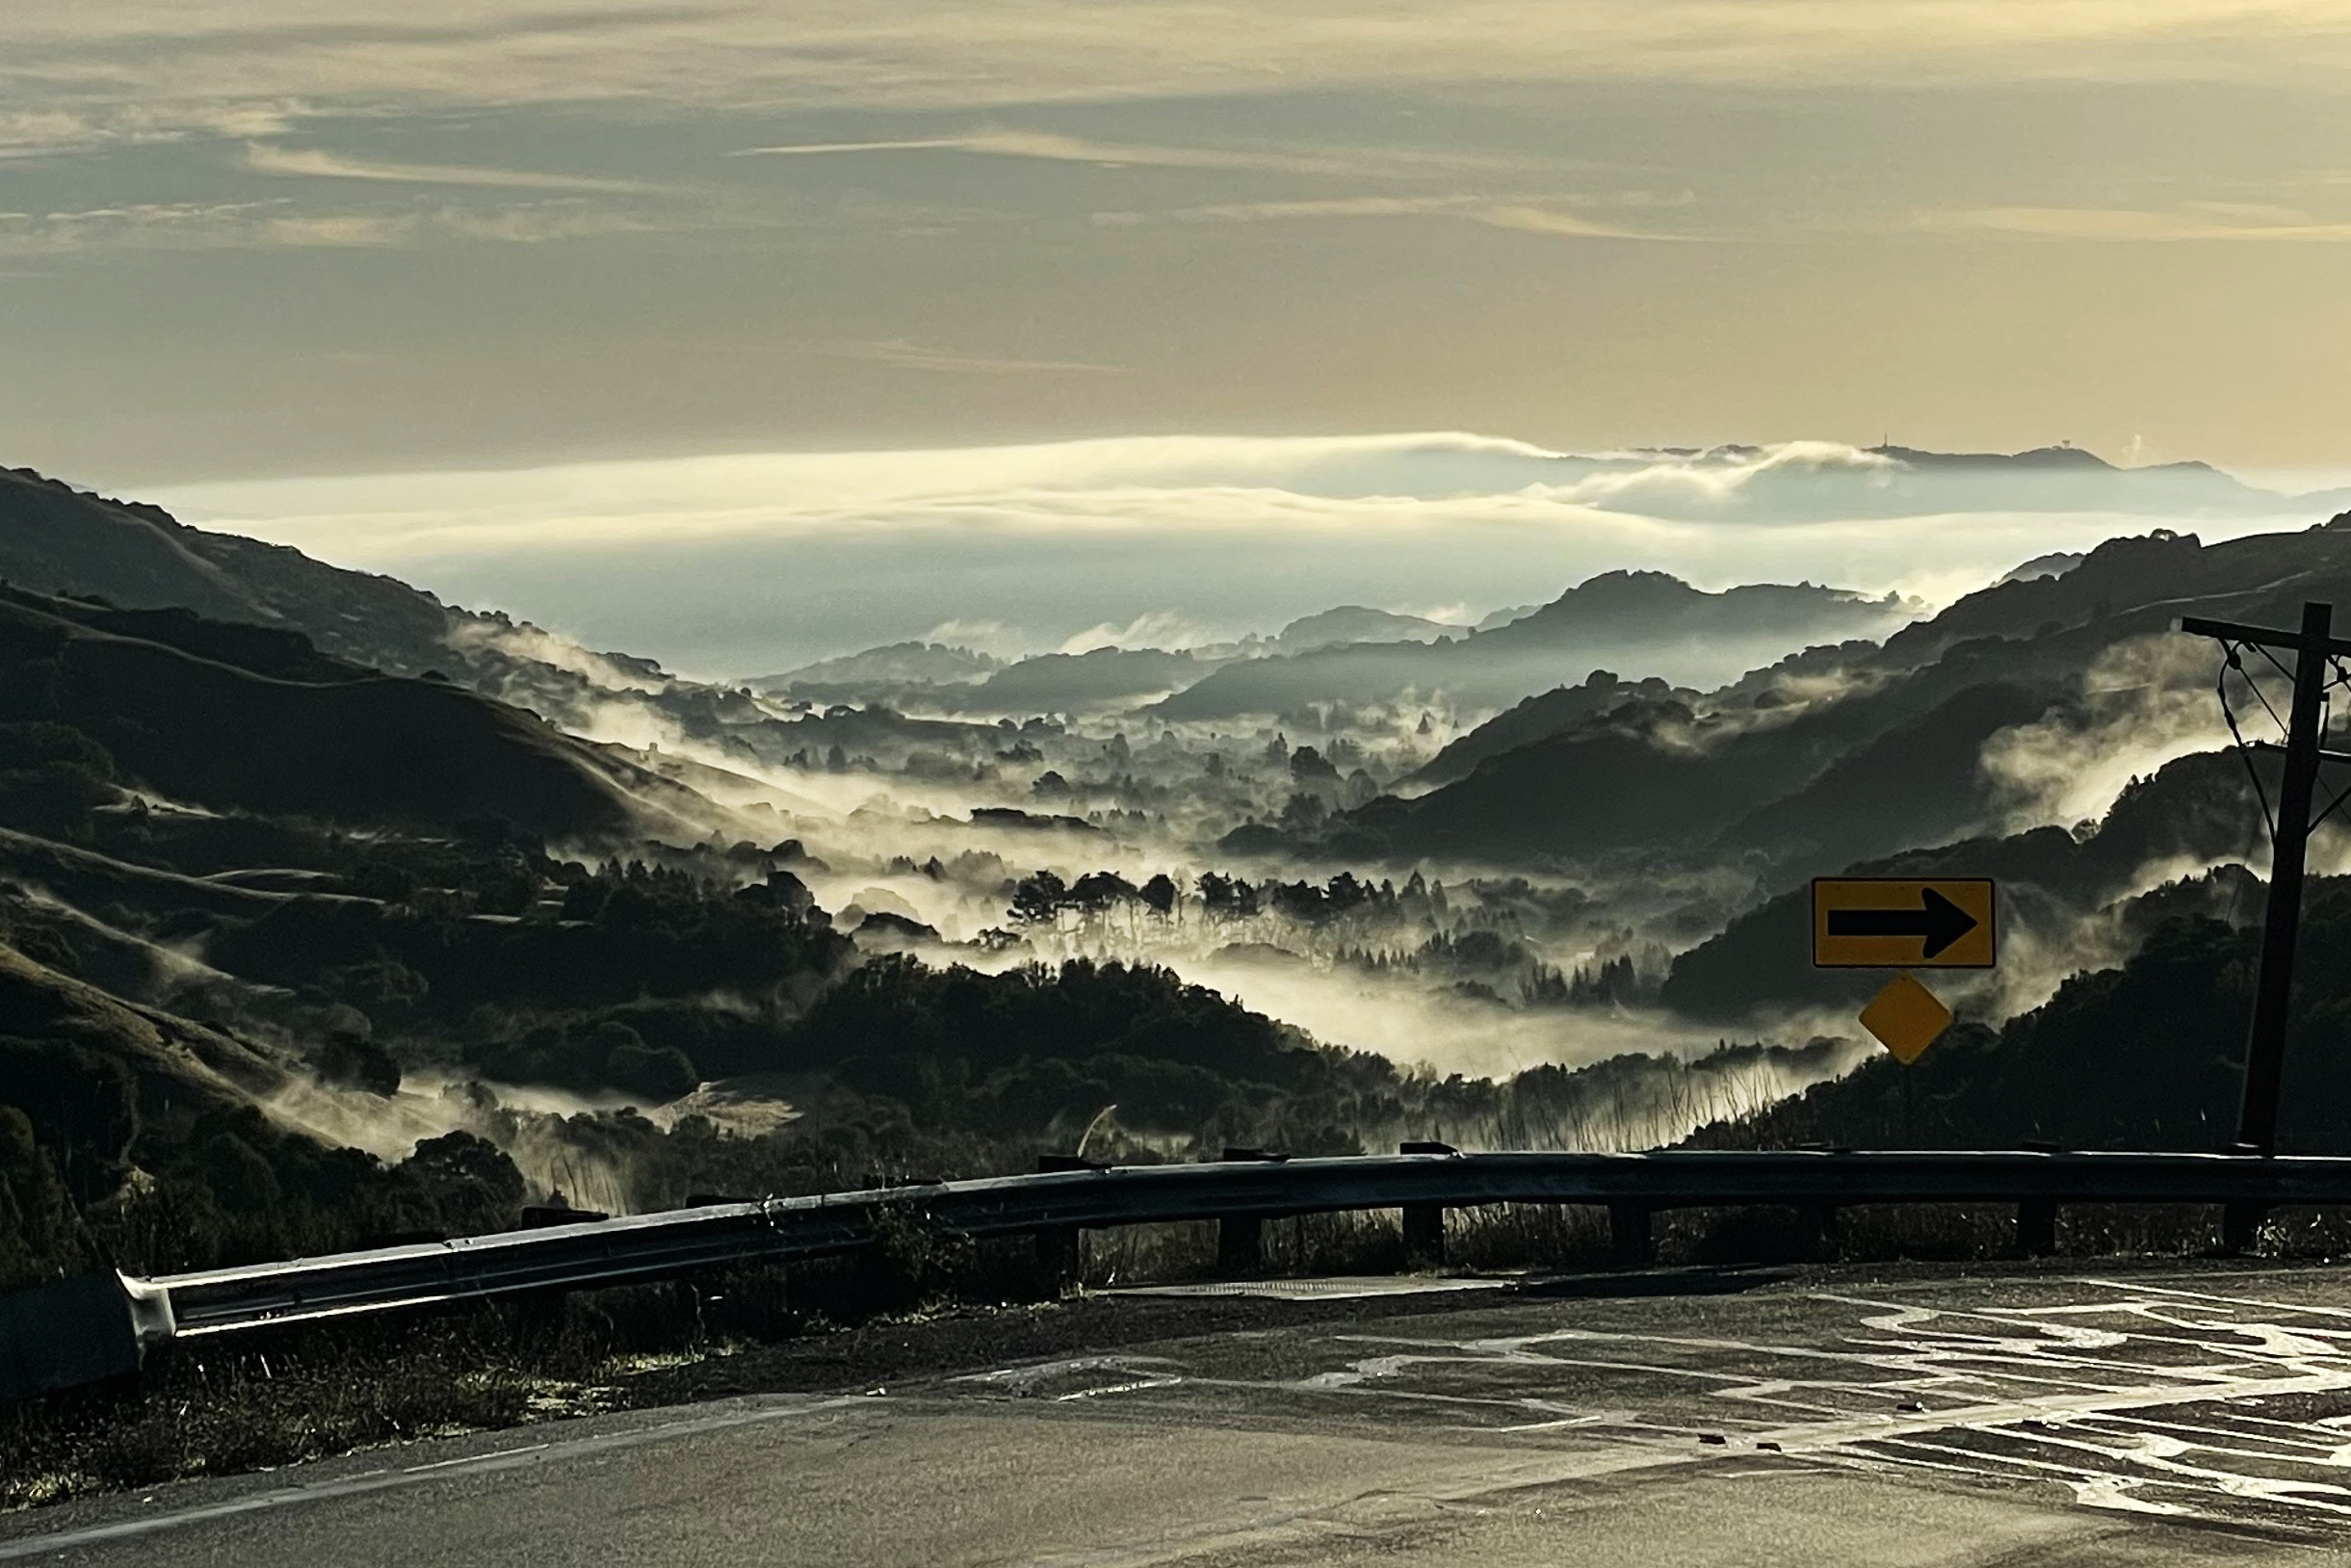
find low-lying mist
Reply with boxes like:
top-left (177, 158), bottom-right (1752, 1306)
top-left (155, 433), bottom-right (2332, 677)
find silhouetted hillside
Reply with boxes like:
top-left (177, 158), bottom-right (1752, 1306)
top-left (1314, 519), bottom-right (2351, 874)
top-left (760, 640), bottom-right (1001, 688)
top-left (954, 646), bottom-right (1209, 713)
top-left (0, 940), bottom-right (286, 1125)
top-left (1158, 571), bottom-right (1919, 719)
top-left (0, 466), bottom-right (950, 783)
top-left (1276, 606), bottom-right (1455, 651)
top-left (751, 640), bottom-right (1003, 705)
top-left (1711, 679), bottom-right (2065, 872)
top-left (0, 587), bottom-right (652, 838)
top-left (0, 466), bottom-right (469, 675)
top-left (1410, 671), bottom-right (1689, 786)
top-left (1869, 521), bottom-right (2351, 674)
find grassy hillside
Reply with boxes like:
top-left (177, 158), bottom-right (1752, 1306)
top-left (0, 587), bottom-right (651, 838)
top-left (0, 467), bottom-right (464, 675)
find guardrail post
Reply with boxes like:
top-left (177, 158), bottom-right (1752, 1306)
top-left (1032, 1154), bottom-right (1100, 1294)
top-left (1216, 1148), bottom-right (1284, 1275)
top-left (1608, 1202), bottom-right (1654, 1267)
top-left (2219, 1141), bottom-right (2268, 1255)
top-left (1803, 1204), bottom-right (1842, 1260)
top-left (1033, 1226), bottom-right (1082, 1293)
top-left (1216, 1215), bottom-right (1264, 1274)
top-left (1398, 1140), bottom-right (1453, 1270)
top-left (1401, 1204), bottom-right (1445, 1268)
top-left (2016, 1199), bottom-right (2057, 1257)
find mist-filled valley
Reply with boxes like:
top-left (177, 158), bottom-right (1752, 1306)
top-left (7, 445), bottom-right (2351, 1294)
top-left (23, 0), bottom-right (2351, 1544)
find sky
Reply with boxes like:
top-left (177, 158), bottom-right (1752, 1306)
top-left (5, 1), bottom-right (2351, 493)
top-left (7, 4), bottom-right (2351, 676)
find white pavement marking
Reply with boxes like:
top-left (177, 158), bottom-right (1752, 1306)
top-left (1110, 1277), bottom-right (1512, 1302)
top-left (19, 1275), bottom-right (2351, 1556)
top-left (1159, 1277), bottom-right (2351, 1529)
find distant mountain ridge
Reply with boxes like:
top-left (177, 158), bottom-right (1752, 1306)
top-left (1233, 435), bottom-right (2350, 525)
top-left (1275, 606), bottom-right (1459, 651)
top-left (752, 641), bottom-right (1003, 694)
top-left (1154, 571), bottom-right (1921, 719)
top-left (0, 461), bottom-right (1920, 728)
top-left (1289, 514), bottom-right (2351, 878)
top-left (1456, 441), bottom-right (2351, 525)
top-left (955, 646), bottom-right (1209, 712)
top-left (1409, 670), bottom-right (1693, 786)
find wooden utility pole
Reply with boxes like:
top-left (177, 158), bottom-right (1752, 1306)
top-left (2181, 602), bottom-right (2349, 1158)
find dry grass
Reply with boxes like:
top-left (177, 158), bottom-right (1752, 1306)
top-left (1, 1322), bottom-right (552, 1511)
top-left (1067, 1197), bottom-right (2295, 1285)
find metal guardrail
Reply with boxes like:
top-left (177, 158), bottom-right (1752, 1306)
top-left (12, 1147), bottom-right (2351, 1401)
top-left (132, 1148), bottom-right (2351, 1340)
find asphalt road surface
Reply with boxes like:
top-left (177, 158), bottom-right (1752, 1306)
top-left (13, 1264), bottom-right (2351, 1566)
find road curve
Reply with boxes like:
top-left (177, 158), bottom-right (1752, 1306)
top-left (9, 1264), bottom-right (2351, 1567)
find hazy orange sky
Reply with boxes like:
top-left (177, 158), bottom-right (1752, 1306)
top-left (5, 2), bottom-right (2350, 483)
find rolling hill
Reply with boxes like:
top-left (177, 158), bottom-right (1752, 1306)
top-left (1155, 572), bottom-right (1921, 720)
top-left (1292, 517), bottom-right (2351, 880)
top-left (0, 585), bottom-right (687, 840)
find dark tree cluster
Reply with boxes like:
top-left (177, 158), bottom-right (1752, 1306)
top-left (0, 1022), bottom-right (535, 1286)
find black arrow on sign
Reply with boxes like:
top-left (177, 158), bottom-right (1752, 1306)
top-left (1826, 887), bottom-right (1979, 959)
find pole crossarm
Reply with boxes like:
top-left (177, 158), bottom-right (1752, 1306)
top-left (2245, 740), bottom-right (2351, 768)
top-left (2179, 614), bottom-right (2351, 657)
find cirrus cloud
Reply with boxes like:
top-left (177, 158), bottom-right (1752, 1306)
top-left (732, 128), bottom-right (1368, 176)
top-left (1092, 193), bottom-right (1698, 241)
top-left (0, 196), bottom-right (666, 252)
top-left (244, 142), bottom-right (673, 194)
top-left (826, 338), bottom-right (1125, 376)
top-left (8, 2), bottom-right (2351, 124)
top-left (1917, 202), bottom-right (2351, 241)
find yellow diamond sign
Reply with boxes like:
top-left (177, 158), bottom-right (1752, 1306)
top-left (1860, 971), bottom-right (1952, 1064)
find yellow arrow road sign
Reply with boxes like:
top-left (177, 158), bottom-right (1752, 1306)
top-left (1812, 877), bottom-right (1997, 969)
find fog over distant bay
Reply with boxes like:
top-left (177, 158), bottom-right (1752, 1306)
top-left (155, 432), bottom-right (2341, 678)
